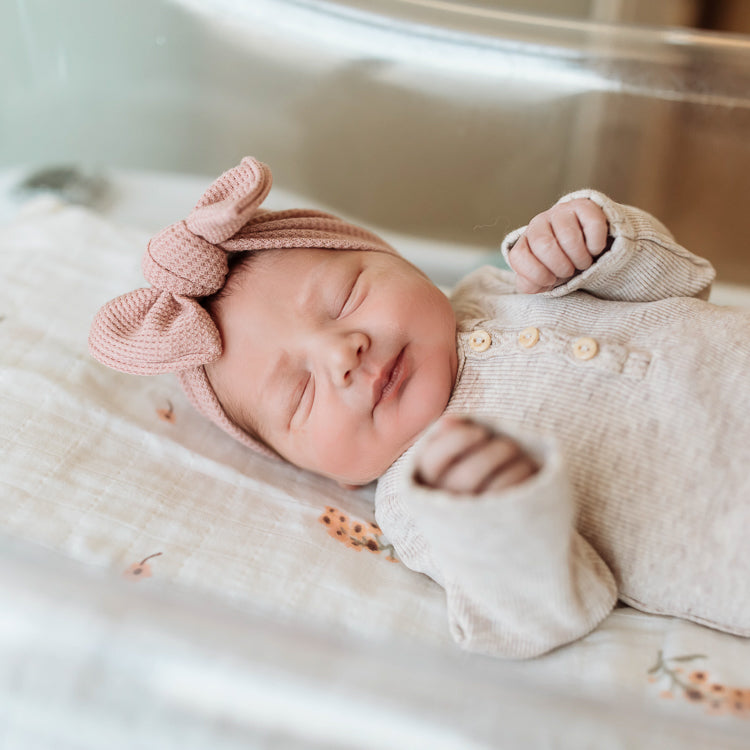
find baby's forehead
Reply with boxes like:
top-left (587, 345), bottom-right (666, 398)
top-left (215, 247), bottom-right (355, 319)
top-left (228, 245), bottom-right (401, 293)
top-left (233, 245), bottom-right (352, 279)
top-left (218, 246), bottom-right (415, 327)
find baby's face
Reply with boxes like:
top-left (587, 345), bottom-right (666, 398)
top-left (206, 247), bottom-right (458, 484)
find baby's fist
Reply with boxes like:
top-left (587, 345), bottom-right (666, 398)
top-left (508, 198), bottom-right (609, 294)
top-left (414, 416), bottom-right (538, 495)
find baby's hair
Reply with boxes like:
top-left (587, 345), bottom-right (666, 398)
top-left (202, 249), bottom-right (277, 453)
top-left (203, 249), bottom-right (267, 311)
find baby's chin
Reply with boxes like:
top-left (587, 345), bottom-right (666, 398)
top-left (317, 437), bottom-right (419, 488)
top-left (321, 459), bottom-right (393, 489)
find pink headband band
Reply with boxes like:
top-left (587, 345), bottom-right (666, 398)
top-left (88, 156), bottom-right (397, 457)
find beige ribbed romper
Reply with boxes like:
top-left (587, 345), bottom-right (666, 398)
top-left (375, 190), bottom-right (750, 658)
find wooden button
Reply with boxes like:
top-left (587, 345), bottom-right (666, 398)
top-left (572, 336), bottom-right (599, 360)
top-left (518, 326), bottom-right (540, 348)
top-left (469, 330), bottom-right (491, 352)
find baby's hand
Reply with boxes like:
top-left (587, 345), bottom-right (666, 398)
top-left (508, 198), bottom-right (609, 294)
top-left (414, 416), bottom-right (538, 495)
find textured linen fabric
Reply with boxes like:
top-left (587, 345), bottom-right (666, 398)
top-left (6, 196), bottom-right (750, 745)
top-left (375, 190), bottom-right (750, 659)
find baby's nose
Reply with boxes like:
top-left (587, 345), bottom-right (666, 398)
top-left (327, 331), bottom-right (369, 386)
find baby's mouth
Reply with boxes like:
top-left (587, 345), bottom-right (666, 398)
top-left (373, 347), bottom-right (406, 411)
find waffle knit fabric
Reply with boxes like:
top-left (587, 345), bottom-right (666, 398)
top-left (88, 157), bottom-right (397, 456)
top-left (375, 190), bottom-right (750, 658)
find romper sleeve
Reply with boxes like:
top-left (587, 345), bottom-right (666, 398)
top-left (374, 423), bottom-right (618, 659)
top-left (500, 189), bottom-right (716, 302)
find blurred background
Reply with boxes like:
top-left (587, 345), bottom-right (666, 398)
top-left (2, 0), bottom-right (749, 282)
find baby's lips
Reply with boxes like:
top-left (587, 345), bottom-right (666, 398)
top-left (371, 369), bottom-right (389, 410)
top-left (370, 348), bottom-right (403, 411)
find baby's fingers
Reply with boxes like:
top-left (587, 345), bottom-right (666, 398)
top-left (508, 235), bottom-right (557, 294)
top-left (436, 435), bottom-right (528, 494)
top-left (565, 198), bottom-right (609, 257)
top-left (482, 455), bottom-right (538, 493)
top-left (508, 198), bottom-right (610, 294)
top-left (547, 208), bottom-right (593, 272)
top-left (415, 417), bottom-right (538, 495)
top-left (415, 417), bottom-right (491, 488)
top-left (524, 215), bottom-right (578, 280)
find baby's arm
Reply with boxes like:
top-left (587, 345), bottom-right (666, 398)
top-left (503, 190), bottom-right (715, 302)
top-left (393, 415), bottom-right (617, 659)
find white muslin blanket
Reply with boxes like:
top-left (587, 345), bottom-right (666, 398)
top-left (1, 197), bottom-right (749, 748)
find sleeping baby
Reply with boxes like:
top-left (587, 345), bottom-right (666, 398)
top-left (90, 157), bottom-right (750, 658)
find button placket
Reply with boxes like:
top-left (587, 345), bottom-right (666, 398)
top-left (572, 336), bottom-right (599, 361)
top-left (518, 326), bottom-right (540, 349)
top-left (469, 329), bottom-right (492, 352)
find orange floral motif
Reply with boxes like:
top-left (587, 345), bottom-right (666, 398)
top-left (648, 651), bottom-right (750, 718)
top-left (156, 400), bottom-right (176, 423)
top-left (318, 507), bottom-right (398, 562)
top-left (123, 552), bottom-right (163, 580)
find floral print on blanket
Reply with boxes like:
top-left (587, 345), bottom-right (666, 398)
top-left (318, 507), bottom-right (398, 562)
top-left (156, 400), bottom-right (176, 423)
top-left (123, 552), bottom-right (163, 580)
top-left (648, 650), bottom-right (750, 718)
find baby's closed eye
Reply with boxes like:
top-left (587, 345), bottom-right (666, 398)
top-left (289, 373), bottom-right (315, 428)
top-left (337, 270), bottom-right (363, 318)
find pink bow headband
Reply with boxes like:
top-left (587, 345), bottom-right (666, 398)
top-left (89, 156), bottom-right (397, 456)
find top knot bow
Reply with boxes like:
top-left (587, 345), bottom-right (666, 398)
top-left (89, 157), bottom-right (273, 375)
top-left (88, 156), bottom-right (397, 381)
top-left (142, 156), bottom-right (272, 299)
